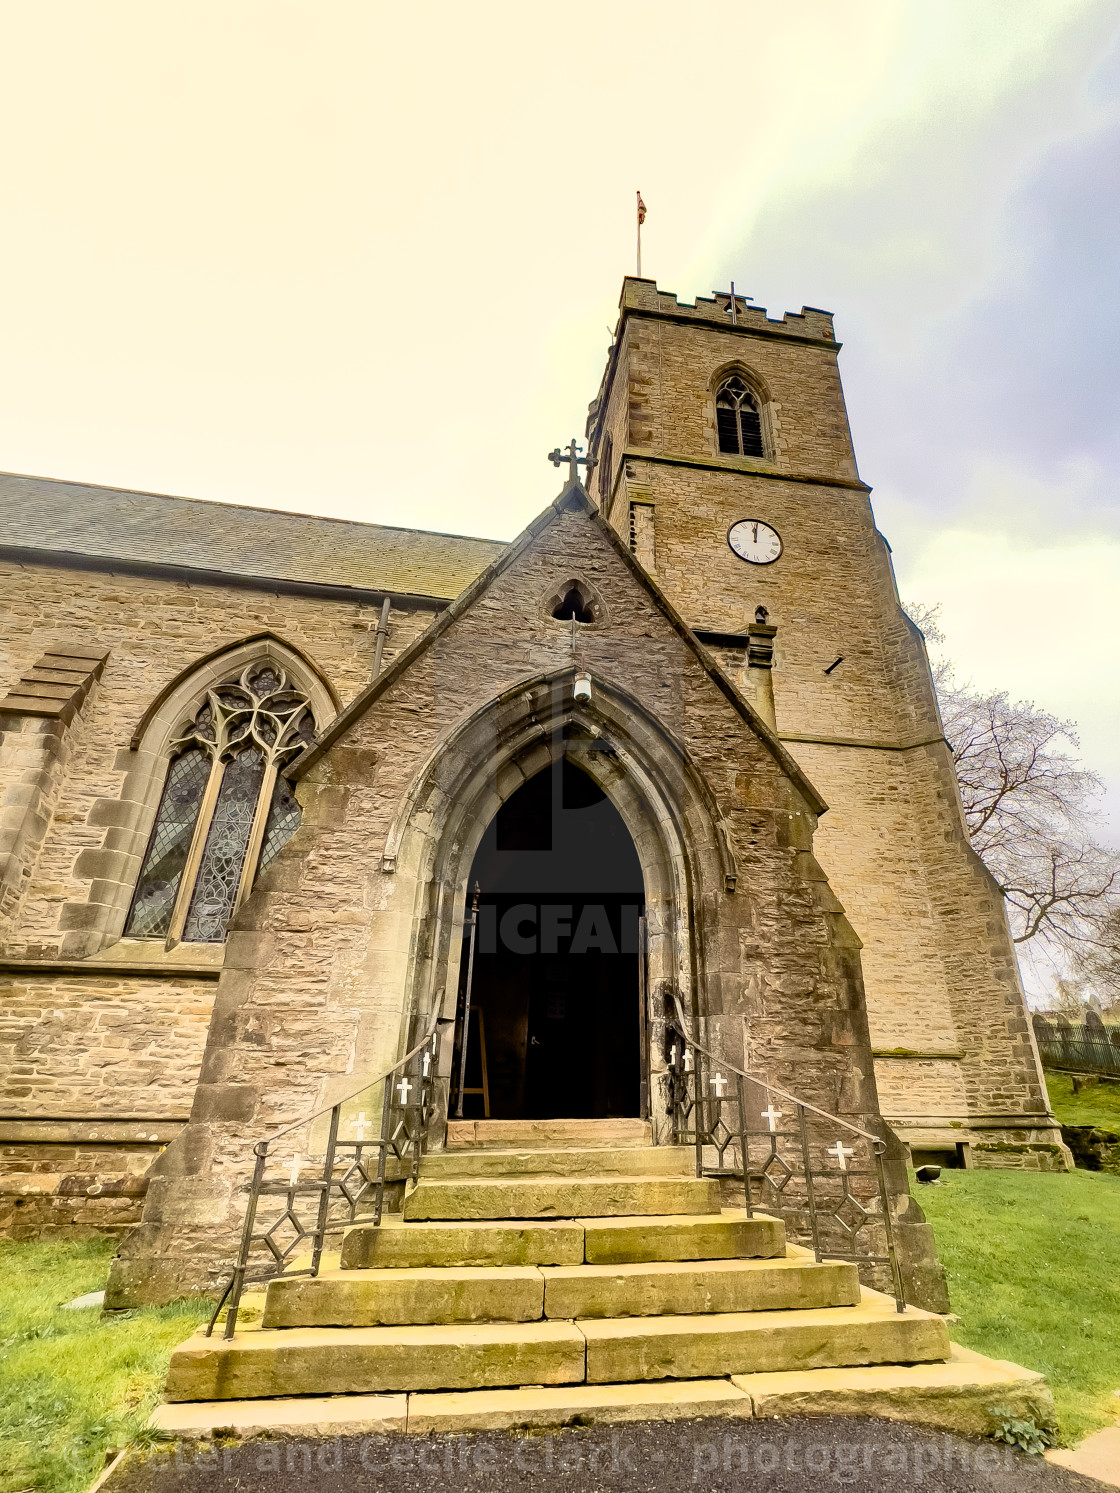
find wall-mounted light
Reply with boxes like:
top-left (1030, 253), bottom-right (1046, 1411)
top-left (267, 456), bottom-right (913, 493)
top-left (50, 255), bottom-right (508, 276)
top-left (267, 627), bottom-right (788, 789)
top-left (573, 672), bottom-right (592, 703)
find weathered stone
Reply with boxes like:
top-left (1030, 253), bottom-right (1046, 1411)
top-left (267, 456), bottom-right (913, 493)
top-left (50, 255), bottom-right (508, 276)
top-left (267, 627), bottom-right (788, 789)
top-left (150, 1393), bottom-right (408, 1439)
top-left (580, 1299), bottom-right (950, 1383)
top-left (541, 1255), bottom-right (859, 1319)
top-left (340, 1219), bottom-right (585, 1269)
top-left (262, 1266), bottom-right (545, 1327)
top-left (734, 1343), bottom-right (1055, 1437)
top-left (406, 1378), bottom-right (752, 1433)
top-left (165, 1320), bottom-right (587, 1401)
top-left (582, 1209), bottom-right (785, 1264)
top-left (403, 1176), bottom-right (722, 1221)
top-left (418, 1146), bottom-right (694, 1179)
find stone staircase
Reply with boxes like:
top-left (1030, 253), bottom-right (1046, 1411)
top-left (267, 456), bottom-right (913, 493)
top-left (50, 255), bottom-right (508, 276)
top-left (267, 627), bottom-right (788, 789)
top-left (155, 1120), bottom-right (1051, 1437)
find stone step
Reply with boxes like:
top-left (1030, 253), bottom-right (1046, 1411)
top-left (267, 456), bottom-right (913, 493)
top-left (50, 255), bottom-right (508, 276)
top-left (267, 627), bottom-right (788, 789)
top-left (540, 1254), bottom-right (860, 1320)
top-left (165, 1319), bottom-right (587, 1402)
top-left (167, 1290), bottom-right (949, 1402)
top-left (419, 1145), bottom-right (694, 1179)
top-left (580, 1293), bottom-right (951, 1384)
top-left (340, 1218), bottom-right (586, 1269)
top-left (263, 1266), bottom-right (545, 1328)
top-left (583, 1210), bottom-right (785, 1263)
top-left (733, 1343), bottom-right (1054, 1437)
top-left (403, 1175), bottom-right (722, 1221)
top-left (152, 1346), bottom-right (1050, 1439)
top-left (446, 1118), bottom-right (651, 1150)
top-left (405, 1378), bottom-right (751, 1433)
top-left (261, 1252), bottom-right (855, 1328)
top-left (339, 1209), bottom-right (785, 1270)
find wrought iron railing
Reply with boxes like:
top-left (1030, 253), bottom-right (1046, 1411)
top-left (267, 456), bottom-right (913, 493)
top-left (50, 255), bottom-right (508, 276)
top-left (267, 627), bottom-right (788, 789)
top-left (666, 994), bottom-right (906, 1311)
top-left (1034, 1020), bottom-right (1120, 1078)
top-left (206, 1001), bottom-right (450, 1339)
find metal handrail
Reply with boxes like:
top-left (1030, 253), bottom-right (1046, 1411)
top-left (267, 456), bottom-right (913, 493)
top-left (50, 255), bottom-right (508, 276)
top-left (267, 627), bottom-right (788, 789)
top-left (667, 992), bottom-right (906, 1312)
top-left (206, 1000), bottom-right (450, 1340)
top-left (669, 993), bottom-right (882, 1144)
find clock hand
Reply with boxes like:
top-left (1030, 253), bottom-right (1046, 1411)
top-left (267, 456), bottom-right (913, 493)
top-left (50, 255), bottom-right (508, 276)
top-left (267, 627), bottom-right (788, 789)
top-left (752, 523), bottom-right (758, 542)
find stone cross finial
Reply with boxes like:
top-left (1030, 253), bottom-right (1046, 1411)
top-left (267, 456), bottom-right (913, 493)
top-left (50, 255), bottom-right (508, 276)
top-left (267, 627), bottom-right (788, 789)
top-left (548, 438), bottom-right (597, 486)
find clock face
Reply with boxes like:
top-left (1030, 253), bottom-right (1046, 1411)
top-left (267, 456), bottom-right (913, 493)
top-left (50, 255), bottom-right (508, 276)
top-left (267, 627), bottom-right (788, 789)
top-left (728, 518), bottom-right (782, 565)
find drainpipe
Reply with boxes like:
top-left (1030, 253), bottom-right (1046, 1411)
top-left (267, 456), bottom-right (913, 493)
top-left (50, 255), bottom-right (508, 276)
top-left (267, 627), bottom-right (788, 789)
top-left (746, 606), bottom-right (778, 731)
top-left (372, 597), bottom-right (392, 677)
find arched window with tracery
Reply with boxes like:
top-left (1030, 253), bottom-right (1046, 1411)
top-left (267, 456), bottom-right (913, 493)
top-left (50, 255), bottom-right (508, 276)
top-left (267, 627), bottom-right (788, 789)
top-left (715, 375), bottom-right (766, 457)
top-left (125, 663), bottom-right (315, 944)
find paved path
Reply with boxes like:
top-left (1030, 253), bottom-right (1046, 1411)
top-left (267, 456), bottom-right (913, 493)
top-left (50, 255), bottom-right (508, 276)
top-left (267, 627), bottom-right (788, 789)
top-left (110, 1417), bottom-right (1108, 1493)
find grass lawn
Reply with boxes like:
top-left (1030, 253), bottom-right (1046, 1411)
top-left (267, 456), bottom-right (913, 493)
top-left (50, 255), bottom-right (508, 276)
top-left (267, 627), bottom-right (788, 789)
top-left (0, 1238), bottom-right (209, 1493)
top-left (917, 1164), bottom-right (1120, 1444)
top-left (1044, 1069), bottom-right (1120, 1131)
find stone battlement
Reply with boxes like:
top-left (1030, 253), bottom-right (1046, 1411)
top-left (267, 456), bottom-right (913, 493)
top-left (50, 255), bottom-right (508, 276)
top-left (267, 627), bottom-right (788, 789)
top-left (618, 277), bottom-right (836, 342)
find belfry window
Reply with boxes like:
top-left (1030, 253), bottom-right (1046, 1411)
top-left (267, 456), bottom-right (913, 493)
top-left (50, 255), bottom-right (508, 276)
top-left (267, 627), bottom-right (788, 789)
top-left (716, 375), bottom-right (765, 457)
top-left (552, 585), bottom-right (596, 624)
top-left (125, 664), bottom-right (315, 944)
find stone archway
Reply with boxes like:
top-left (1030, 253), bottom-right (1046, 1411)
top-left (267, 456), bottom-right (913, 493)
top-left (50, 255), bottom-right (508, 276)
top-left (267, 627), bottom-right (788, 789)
top-left (377, 668), bottom-right (738, 1141)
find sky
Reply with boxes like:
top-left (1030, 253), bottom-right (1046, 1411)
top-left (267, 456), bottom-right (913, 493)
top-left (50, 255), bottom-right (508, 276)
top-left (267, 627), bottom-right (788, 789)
top-left (1, 0), bottom-right (1118, 863)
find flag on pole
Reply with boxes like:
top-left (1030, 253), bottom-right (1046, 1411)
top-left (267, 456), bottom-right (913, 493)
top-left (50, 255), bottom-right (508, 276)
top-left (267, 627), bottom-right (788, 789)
top-left (636, 191), bottom-right (647, 224)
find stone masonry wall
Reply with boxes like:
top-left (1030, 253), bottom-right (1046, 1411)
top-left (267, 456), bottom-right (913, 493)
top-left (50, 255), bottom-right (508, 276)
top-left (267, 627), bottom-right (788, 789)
top-left (108, 492), bottom-right (927, 1305)
top-left (586, 280), bottom-right (1063, 1166)
top-left (0, 557), bottom-right (439, 1230)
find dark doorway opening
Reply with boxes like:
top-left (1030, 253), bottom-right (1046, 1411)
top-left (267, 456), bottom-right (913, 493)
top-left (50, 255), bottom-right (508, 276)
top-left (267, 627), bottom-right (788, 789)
top-left (453, 758), bottom-right (645, 1120)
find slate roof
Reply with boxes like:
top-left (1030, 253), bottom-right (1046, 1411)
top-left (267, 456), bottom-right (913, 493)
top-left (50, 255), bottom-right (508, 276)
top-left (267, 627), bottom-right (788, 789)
top-left (0, 471), bottom-right (508, 601)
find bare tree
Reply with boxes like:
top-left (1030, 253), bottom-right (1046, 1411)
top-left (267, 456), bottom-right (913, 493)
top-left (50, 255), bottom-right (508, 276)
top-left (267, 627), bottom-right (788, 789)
top-left (905, 602), bottom-right (1120, 962)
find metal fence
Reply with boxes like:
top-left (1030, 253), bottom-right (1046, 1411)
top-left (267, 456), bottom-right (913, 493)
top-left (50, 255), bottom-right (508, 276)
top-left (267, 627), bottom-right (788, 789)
top-left (1034, 1019), bottom-right (1120, 1077)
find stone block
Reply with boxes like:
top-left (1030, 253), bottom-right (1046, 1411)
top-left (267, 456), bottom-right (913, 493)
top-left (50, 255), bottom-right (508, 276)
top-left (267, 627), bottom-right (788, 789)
top-left (340, 1219), bottom-right (585, 1269)
top-left (403, 1176), bottom-right (722, 1221)
top-left (580, 1298), bottom-right (950, 1383)
top-left (165, 1320), bottom-right (587, 1400)
top-left (419, 1146), bottom-right (693, 1179)
top-left (406, 1378), bottom-right (753, 1433)
top-left (735, 1343), bottom-right (1054, 1437)
top-left (541, 1255), bottom-right (859, 1319)
top-left (582, 1209), bottom-right (785, 1263)
top-left (262, 1266), bottom-right (545, 1327)
top-left (150, 1393), bottom-right (408, 1439)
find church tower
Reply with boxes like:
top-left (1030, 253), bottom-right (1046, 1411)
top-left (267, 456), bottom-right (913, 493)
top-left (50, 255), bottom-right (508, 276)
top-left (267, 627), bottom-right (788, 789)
top-left (586, 277), bottom-right (1064, 1169)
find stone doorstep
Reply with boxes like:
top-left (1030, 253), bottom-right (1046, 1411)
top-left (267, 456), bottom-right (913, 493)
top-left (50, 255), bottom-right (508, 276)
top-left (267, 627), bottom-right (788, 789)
top-left (149, 1347), bottom-right (1049, 1440)
top-left (402, 1175), bottom-right (723, 1221)
top-left (418, 1146), bottom-right (695, 1179)
top-left (260, 1253), bottom-right (858, 1329)
top-left (445, 1119), bottom-right (652, 1150)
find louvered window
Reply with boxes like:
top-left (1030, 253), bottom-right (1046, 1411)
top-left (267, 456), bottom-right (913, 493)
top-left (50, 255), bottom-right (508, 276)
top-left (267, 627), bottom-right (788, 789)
top-left (716, 376), bottom-right (765, 457)
top-left (126, 663), bottom-right (315, 944)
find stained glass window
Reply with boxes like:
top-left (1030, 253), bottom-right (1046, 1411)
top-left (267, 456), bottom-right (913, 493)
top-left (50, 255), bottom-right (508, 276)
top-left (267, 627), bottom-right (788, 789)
top-left (123, 661), bottom-right (315, 944)
top-left (258, 775), bottom-right (302, 874)
top-left (125, 748), bottom-right (211, 938)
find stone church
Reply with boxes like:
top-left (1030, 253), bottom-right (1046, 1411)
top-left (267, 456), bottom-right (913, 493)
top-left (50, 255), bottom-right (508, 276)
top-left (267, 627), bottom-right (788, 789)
top-left (0, 277), bottom-right (1065, 1301)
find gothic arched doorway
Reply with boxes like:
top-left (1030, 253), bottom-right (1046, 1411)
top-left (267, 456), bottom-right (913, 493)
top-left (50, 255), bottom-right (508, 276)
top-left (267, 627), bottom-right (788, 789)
top-left (452, 757), bottom-right (646, 1120)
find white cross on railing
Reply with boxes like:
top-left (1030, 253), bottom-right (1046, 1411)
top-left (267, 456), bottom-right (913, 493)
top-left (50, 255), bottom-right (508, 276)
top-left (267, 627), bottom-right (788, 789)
top-left (670, 1042), bottom-right (680, 1068)
top-left (761, 1104), bottom-right (783, 1132)
top-left (422, 1050), bottom-right (431, 1077)
top-left (288, 1154), bottom-right (301, 1189)
top-left (828, 1141), bottom-right (856, 1172)
top-left (710, 1073), bottom-right (728, 1097)
top-left (396, 1077), bottom-right (412, 1105)
top-left (683, 1049), bottom-right (694, 1072)
top-left (351, 1112), bottom-right (370, 1141)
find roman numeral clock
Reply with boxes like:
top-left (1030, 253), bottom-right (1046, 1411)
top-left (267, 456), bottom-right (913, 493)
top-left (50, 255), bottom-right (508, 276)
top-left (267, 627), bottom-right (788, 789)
top-left (728, 518), bottom-right (782, 565)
